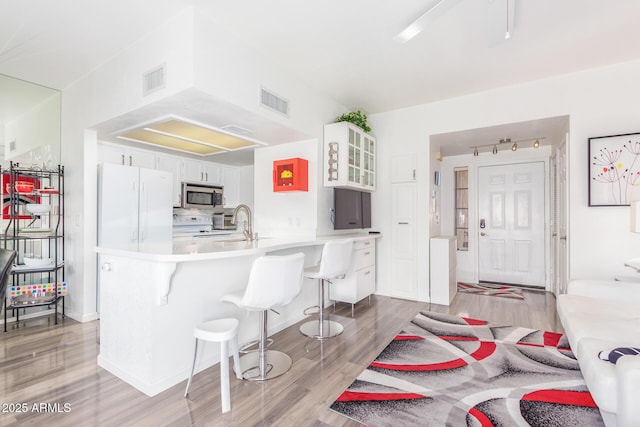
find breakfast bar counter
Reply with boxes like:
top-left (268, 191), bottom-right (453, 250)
top-left (95, 233), bottom-right (379, 397)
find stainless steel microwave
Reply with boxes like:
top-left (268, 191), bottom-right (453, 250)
top-left (181, 182), bottom-right (223, 209)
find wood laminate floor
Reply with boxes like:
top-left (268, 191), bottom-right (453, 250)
top-left (0, 289), bottom-right (561, 427)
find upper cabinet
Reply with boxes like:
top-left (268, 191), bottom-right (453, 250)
top-left (323, 122), bottom-right (376, 191)
top-left (182, 159), bottom-right (221, 185)
top-left (97, 142), bottom-right (245, 208)
top-left (156, 153), bottom-right (183, 207)
top-left (97, 144), bottom-right (156, 169)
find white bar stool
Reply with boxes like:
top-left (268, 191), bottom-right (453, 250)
top-left (300, 239), bottom-right (353, 340)
top-left (184, 317), bottom-right (242, 413)
top-left (222, 252), bottom-right (305, 381)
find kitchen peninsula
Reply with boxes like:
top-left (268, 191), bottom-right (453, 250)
top-left (95, 233), bottom-right (379, 396)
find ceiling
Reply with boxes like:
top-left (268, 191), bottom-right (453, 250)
top-left (1, 0), bottom-right (639, 159)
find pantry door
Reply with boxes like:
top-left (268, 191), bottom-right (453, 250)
top-left (478, 162), bottom-right (546, 287)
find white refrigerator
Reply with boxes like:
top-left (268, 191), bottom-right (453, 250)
top-left (98, 163), bottom-right (173, 252)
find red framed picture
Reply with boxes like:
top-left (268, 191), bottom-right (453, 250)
top-left (2, 174), bottom-right (40, 219)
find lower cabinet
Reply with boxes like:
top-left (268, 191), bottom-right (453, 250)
top-left (429, 236), bottom-right (457, 305)
top-left (330, 238), bottom-right (376, 315)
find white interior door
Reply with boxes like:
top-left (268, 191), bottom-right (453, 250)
top-left (478, 162), bottom-right (546, 287)
top-left (391, 182), bottom-right (417, 300)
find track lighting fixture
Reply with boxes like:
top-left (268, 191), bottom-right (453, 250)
top-left (469, 136), bottom-right (545, 156)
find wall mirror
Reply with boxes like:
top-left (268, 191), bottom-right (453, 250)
top-left (0, 74), bottom-right (61, 170)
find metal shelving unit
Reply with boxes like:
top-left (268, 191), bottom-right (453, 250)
top-left (2, 162), bottom-right (65, 331)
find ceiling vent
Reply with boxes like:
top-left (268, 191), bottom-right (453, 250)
top-left (143, 64), bottom-right (166, 96)
top-left (260, 87), bottom-right (289, 117)
top-left (221, 124), bottom-right (252, 135)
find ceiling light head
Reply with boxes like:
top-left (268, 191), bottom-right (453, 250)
top-left (511, 142), bottom-right (517, 151)
top-left (533, 139), bottom-right (540, 148)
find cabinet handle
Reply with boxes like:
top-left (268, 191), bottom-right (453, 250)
top-left (128, 155), bottom-right (132, 166)
top-left (398, 221), bottom-right (409, 225)
top-left (413, 169), bottom-right (416, 180)
top-left (364, 251), bottom-right (371, 255)
top-left (365, 270), bottom-right (371, 275)
top-left (121, 154), bottom-right (125, 165)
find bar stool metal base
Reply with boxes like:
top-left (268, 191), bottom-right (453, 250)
top-left (299, 319), bottom-right (344, 339)
top-left (236, 350), bottom-right (292, 381)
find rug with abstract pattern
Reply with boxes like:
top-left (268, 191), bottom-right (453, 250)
top-left (330, 311), bottom-right (603, 427)
top-left (457, 281), bottom-right (526, 299)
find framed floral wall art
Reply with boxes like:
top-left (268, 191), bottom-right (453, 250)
top-left (589, 132), bottom-right (640, 206)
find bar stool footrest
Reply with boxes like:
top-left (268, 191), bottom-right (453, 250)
top-left (239, 338), bottom-right (273, 354)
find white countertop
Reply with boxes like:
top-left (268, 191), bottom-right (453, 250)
top-left (95, 232), bottom-right (381, 263)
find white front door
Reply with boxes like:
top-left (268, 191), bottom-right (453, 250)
top-left (478, 162), bottom-right (546, 287)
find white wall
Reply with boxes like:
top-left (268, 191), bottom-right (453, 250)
top-left (253, 140), bottom-right (318, 238)
top-left (5, 93), bottom-right (61, 162)
top-left (371, 59), bottom-right (640, 301)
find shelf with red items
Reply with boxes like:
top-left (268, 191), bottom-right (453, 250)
top-left (273, 158), bottom-right (308, 192)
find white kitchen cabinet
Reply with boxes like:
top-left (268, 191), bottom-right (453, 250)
top-left (323, 121), bottom-right (376, 191)
top-left (391, 182), bottom-right (418, 300)
top-left (98, 163), bottom-right (173, 252)
top-left (182, 159), bottom-right (221, 185)
top-left (155, 153), bottom-right (182, 207)
top-left (329, 238), bottom-right (376, 316)
top-left (391, 154), bottom-right (417, 183)
top-left (429, 236), bottom-right (457, 305)
top-left (220, 165), bottom-right (239, 207)
top-left (97, 142), bottom-right (156, 169)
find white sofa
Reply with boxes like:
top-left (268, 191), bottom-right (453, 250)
top-left (557, 279), bottom-right (640, 427)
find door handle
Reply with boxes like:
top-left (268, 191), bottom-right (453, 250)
top-left (480, 232), bottom-right (488, 236)
top-left (559, 236), bottom-right (567, 241)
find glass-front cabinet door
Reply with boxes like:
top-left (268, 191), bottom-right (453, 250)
top-left (362, 135), bottom-right (375, 189)
top-left (323, 121), bottom-right (376, 191)
top-left (348, 127), bottom-right (361, 185)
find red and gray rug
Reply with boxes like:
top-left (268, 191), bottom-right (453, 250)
top-left (457, 281), bottom-right (525, 299)
top-left (331, 311), bottom-right (603, 426)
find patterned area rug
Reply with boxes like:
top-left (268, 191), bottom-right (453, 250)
top-left (457, 281), bottom-right (525, 299)
top-left (331, 311), bottom-right (603, 427)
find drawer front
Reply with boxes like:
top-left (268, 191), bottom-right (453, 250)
top-left (357, 265), bottom-right (376, 297)
top-left (355, 238), bottom-right (374, 251)
top-left (355, 245), bottom-right (375, 270)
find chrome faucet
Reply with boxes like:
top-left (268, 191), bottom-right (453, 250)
top-left (231, 204), bottom-right (254, 241)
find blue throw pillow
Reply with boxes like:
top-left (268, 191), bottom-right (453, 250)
top-left (598, 347), bottom-right (640, 364)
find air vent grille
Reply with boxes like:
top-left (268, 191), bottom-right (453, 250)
top-left (260, 87), bottom-right (289, 117)
top-left (143, 64), bottom-right (166, 96)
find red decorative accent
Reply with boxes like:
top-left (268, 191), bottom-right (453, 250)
top-left (463, 317), bottom-right (488, 325)
top-left (273, 158), bottom-right (308, 192)
top-left (439, 335), bottom-right (479, 341)
top-left (2, 174), bottom-right (40, 219)
top-left (393, 335), bottom-right (425, 341)
top-left (335, 390), bottom-right (427, 402)
top-left (468, 407), bottom-right (495, 427)
top-left (522, 390), bottom-right (598, 408)
top-left (370, 357), bottom-right (467, 371)
top-left (543, 331), bottom-right (563, 347)
top-left (470, 341), bottom-right (497, 361)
